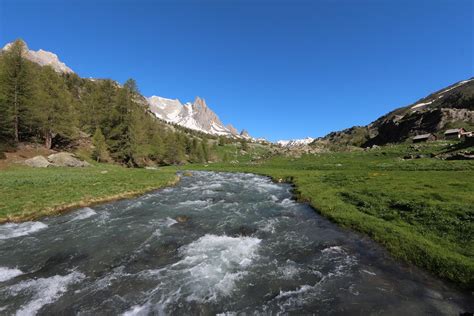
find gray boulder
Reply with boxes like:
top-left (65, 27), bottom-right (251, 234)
top-left (47, 152), bottom-right (91, 167)
top-left (24, 156), bottom-right (51, 168)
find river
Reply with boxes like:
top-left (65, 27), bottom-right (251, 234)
top-left (0, 171), bottom-right (472, 315)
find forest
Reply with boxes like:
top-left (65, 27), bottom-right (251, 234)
top-left (0, 39), bottom-right (217, 167)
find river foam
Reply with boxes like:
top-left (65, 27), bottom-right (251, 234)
top-left (71, 207), bottom-right (97, 221)
top-left (132, 234), bottom-right (262, 313)
top-left (0, 267), bottom-right (23, 282)
top-left (5, 271), bottom-right (85, 315)
top-left (0, 222), bottom-right (47, 240)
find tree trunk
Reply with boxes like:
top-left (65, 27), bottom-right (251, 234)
top-left (45, 131), bottom-right (52, 149)
top-left (13, 81), bottom-right (19, 143)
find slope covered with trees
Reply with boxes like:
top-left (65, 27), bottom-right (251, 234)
top-left (0, 39), bottom-right (217, 166)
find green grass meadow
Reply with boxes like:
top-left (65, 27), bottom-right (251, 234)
top-left (187, 142), bottom-right (474, 289)
top-left (0, 164), bottom-right (178, 222)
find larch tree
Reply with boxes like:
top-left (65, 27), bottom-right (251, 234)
top-left (1, 39), bottom-right (32, 143)
top-left (34, 66), bottom-right (77, 149)
top-left (92, 127), bottom-right (109, 162)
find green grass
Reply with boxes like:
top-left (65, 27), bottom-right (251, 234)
top-left (185, 141), bottom-right (474, 289)
top-left (212, 142), bottom-right (274, 163)
top-left (0, 163), bottom-right (178, 222)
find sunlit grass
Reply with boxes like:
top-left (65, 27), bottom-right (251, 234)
top-left (0, 164), bottom-right (178, 222)
top-left (186, 142), bottom-right (474, 289)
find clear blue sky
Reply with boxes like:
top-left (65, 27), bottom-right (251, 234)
top-left (1, 0), bottom-right (472, 141)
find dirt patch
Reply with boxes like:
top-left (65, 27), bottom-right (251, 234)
top-left (0, 143), bottom-right (56, 170)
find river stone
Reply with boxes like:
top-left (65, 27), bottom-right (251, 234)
top-left (48, 152), bottom-right (91, 167)
top-left (176, 215), bottom-right (190, 223)
top-left (24, 155), bottom-right (51, 168)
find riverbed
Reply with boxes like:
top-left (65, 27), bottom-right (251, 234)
top-left (0, 171), bottom-right (472, 315)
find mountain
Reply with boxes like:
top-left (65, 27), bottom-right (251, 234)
top-left (147, 96), bottom-right (245, 137)
top-left (277, 137), bottom-right (315, 147)
top-left (321, 78), bottom-right (474, 147)
top-left (2, 40), bottom-right (250, 139)
top-left (2, 42), bottom-right (73, 74)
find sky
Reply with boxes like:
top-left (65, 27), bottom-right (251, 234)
top-left (0, 0), bottom-right (472, 141)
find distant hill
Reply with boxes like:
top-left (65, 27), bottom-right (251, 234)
top-left (320, 78), bottom-right (474, 147)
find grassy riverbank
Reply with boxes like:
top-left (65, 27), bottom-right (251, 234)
top-left (186, 142), bottom-right (474, 289)
top-left (1, 141), bottom-right (472, 289)
top-left (0, 164), bottom-right (178, 223)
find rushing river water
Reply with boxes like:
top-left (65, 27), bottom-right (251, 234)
top-left (0, 171), bottom-right (472, 315)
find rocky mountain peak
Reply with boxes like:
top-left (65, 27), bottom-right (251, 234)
top-left (147, 95), bottom-right (250, 138)
top-left (226, 124), bottom-right (239, 135)
top-left (193, 96), bottom-right (207, 108)
top-left (240, 129), bottom-right (250, 139)
top-left (2, 40), bottom-right (74, 74)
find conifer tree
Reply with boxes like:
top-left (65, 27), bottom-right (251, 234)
top-left (92, 128), bottom-right (108, 162)
top-left (202, 138), bottom-right (209, 162)
top-left (34, 66), bottom-right (77, 148)
top-left (108, 79), bottom-right (136, 164)
top-left (0, 39), bottom-right (32, 143)
top-left (130, 107), bottom-right (153, 166)
top-left (150, 130), bottom-right (165, 163)
top-left (164, 132), bottom-right (186, 165)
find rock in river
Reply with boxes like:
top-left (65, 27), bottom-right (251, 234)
top-left (175, 215), bottom-right (190, 223)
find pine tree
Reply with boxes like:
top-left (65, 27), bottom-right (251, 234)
top-left (33, 66), bottom-right (77, 148)
top-left (92, 128), bottom-right (108, 162)
top-left (189, 137), bottom-right (200, 162)
top-left (80, 80), bottom-right (116, 134)
top-left (0, 39), bottom-right (32, 144)
top-left (107, 79), bottom-right (137, 164)
top-left (164, 132), bottom-right (186, 165)
top-left (196, 140), bottom-right (205, 163)
top-left (202, 138), bottom-right (209, 162)
top-left (0, 55), bottom-right (11, 144)
top-left (130, 107), bottom-right (153, 166)
top-left (150, 130), bottom-right (165, 163)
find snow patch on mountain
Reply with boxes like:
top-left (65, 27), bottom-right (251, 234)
top-left (2, 41), bottom-right (73, 74)
top-left (147, 96), bottom-right (245, 137)
top-left (277, 137), bottom-right (315, 147)
top-left (411, 78), bottom-right (474, 110)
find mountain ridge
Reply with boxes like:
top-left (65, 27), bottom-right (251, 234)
top-left (146, 95), bottom-right (246, 138)
top-left (2, 42), bottom-right (73, 74)
top-left (2, 40), bottom-right (251, 140)
top-left (318, 77), bottom-right (474, 147)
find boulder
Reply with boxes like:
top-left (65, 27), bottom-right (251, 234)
top-left (175, 215), bottom-right (190, 223)
top-left (47, 152), bottom-right (91, 167)
top-left (24, 156), bottom-right (51, 168)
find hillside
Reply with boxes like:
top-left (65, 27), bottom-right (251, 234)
top-left (320, 78), bottom-right (474, 147)
top-left (0, 39), bottom-right (240, 167)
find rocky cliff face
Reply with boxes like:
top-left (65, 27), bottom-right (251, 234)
top-left (147, 95), bottom-right (246, 137)
top-left (2, 41), bottom-right (74, 74)
top-left (322, 78), bottom-right (474, 147)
